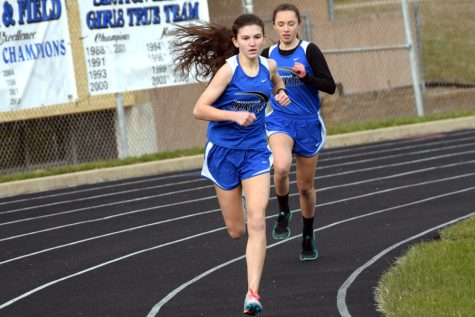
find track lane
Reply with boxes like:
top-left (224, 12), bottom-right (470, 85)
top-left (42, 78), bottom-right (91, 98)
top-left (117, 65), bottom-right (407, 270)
top-left (0, 129), bottom-right (474, 316)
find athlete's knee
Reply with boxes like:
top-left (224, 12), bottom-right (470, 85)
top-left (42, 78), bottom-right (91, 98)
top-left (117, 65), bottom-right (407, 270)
top-left (297, 182), bottom-right (315, 197)
top-left (273, 163), bottom-right (290, 180)
top-left (246, 213), bottom-right (266, 233)
top-left (227, 225), bottom-right (246, 239)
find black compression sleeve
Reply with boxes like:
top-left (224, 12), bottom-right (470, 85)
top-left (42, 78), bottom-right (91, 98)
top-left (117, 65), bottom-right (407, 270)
top-left (261, 47), bottom-right (270, 58)
top-left (303, 43), bottom-right (336, 94)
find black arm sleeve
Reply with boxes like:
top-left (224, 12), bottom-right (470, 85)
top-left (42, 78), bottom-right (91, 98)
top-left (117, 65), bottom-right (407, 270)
top-left (261, 48), bottom-right (270, 58)
top-left (302, 43), bottom-right (336, 94)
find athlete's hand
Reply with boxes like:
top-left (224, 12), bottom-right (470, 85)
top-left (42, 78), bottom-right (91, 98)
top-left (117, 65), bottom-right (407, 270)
top-left (293, 62), bottom-right (306, 78)
top-left (275, 89), bottom-right (290, 107)
top-left (234, 111), bottom-right (256, 126)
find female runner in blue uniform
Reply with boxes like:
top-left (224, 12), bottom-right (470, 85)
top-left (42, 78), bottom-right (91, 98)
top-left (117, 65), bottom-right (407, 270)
top-left (261, 3), bottom-right (336, 261)
top-left (173, 14), bottom-right (290, 315)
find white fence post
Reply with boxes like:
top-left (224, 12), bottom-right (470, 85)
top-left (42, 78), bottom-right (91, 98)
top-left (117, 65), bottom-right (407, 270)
top-left (115, 93), bottom-right (130, 158)
top-left (242, 0), bottom-right (254, 13)
top-left (401, 0), bottom-right (425, 116)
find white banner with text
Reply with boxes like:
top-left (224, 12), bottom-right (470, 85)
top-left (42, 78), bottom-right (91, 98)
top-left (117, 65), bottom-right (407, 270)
top-left (78, 0), bottom-right (210, 96)
top-left (0, 0), bottom-right (78, 112)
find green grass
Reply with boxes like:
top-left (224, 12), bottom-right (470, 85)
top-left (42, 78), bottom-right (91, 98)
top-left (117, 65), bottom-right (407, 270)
top-left (334, 0), bottom-right (475, 84)
top-left (375, 216), bottom-right (475, 317)
top-left (420, 2), bottom-right (475, 84)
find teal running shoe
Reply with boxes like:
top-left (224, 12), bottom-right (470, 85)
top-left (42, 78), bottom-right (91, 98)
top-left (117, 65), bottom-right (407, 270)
top-left (299, 234), bottom-right (318, 261)
top-left (243, 288), bottom-right (262, 315)
top-left (272, 211), bottom-right (292, 240)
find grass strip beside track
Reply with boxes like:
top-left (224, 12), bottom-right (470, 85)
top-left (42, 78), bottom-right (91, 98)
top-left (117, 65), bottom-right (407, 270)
top-left (375, 216), bottom-right (475, 317)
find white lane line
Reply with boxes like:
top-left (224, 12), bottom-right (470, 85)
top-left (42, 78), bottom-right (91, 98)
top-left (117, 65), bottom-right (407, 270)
top-left (1, 187), bottom-right (473, 311)
top-left (0, 226), bottom-right (226, 310)
top-left (318, 157), bottom-right (475, 185)
top-left (2, 173), bottom-right (472, 265)
top-left (323, 137), bottom-right (475, 165)
top-left (2, 157), bottom-right (474, 243)
top-left (13, 144), bottom-right (475, 222)
top-left (3, 185), bottom-right (470, 311)
top-left (0, 179), bottom-right (209, 215)
top-left (0, 208), bottom-right (220, 265)
top-left (0, 170), bottom-right (202, 207)
top-left (0, 134), bottom-right (424, 205)
top-left (1, 129), bottom-right (472, 210)
top-left (2, 146), bottom-right (475, 230)
top-left (322, 130), bottom-right (474, 157)
top-left (0, 185), bottom-right (216, 227)
top-left (2, 158), bottom-right (474, 241)
top-left (146, 255), bottom-right (246, 317)
top-left (336, 212), bottom-right (475, 317)
top-left (0, 195), bottom-right (216, 242)
top-left (321, 149), bottom-right (475, 181)
top-left (146, 188), bottom-right (475, 316)
top-left (2, 133), bottom-right (474, 213)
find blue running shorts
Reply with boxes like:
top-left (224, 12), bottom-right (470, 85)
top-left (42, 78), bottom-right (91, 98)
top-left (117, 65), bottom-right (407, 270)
top-left (201, 142), bottom-right (272, 190)
top-left (266, 111), bottom-right (326, 157)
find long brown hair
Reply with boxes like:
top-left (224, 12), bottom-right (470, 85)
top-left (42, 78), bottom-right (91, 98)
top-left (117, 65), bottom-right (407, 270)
top-left (172, 14), bottom-right (265, 80)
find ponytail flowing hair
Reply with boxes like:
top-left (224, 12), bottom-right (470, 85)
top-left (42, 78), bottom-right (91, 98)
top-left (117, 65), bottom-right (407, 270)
top-left (172, 14), bottom-right (265, 81)
top-left (172, 23), bottom-right (236, 81)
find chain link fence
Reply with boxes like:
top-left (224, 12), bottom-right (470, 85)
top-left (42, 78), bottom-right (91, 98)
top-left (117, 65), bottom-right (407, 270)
top-left (321, 0), bottom-right (475, 127)
top-left (1, 0), bottom-right (474, 177)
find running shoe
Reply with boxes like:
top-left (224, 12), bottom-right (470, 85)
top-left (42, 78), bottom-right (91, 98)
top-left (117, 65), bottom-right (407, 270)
top-left (243, 288), bottom-right (262, 315)
top-left (272, 211), bottom-right (292, 240)
top-left (299, 233), bottom-right (318, 261)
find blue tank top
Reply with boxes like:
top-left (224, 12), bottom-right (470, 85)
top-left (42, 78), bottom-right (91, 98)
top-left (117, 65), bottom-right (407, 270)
top-left (207, 55), bottom-right (272, 149)
top-left (268, 40), bottom-right (321, 118)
